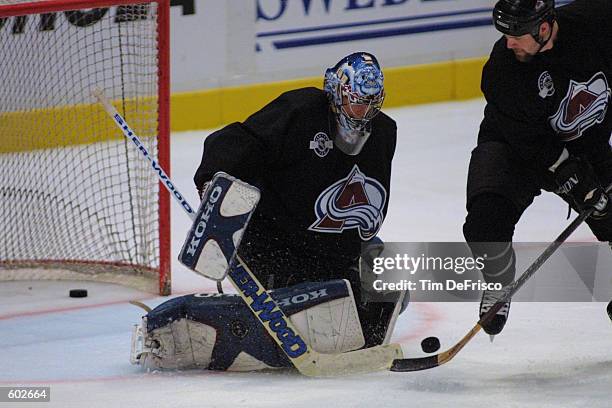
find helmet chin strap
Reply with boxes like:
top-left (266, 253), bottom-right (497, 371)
top-left (532, 20), bottom-right (554, 49)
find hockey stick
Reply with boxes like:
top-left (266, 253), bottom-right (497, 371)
top-left (391, 183), bottom-right (612, 372)
top-left (93, 88), bottom-right (404, 377)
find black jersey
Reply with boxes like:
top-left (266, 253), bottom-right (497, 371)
top-left (194, 87), bottom-right (397, 286)
top-left (479, 0), bottom-right (612, 171)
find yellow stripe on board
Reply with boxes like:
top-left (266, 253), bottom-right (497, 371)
top-left (1, 98), bottom-right (157, 154)
top-left (172, 57), bottom-right (488, 132)
top-left (1, 57), bottom-right (487, 153)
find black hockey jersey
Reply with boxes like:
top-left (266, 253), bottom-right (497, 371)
top-left (194, 87), bottom-right (397, 287)
top-left (479, 0), bottom-right (612, 171)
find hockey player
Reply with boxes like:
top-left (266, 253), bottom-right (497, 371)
top-left (130, 52), bottom-right (407, 371)
top-left (464, 0), bottom-right (612, 336)
top-left (193, 52), bottom-right (394, 296)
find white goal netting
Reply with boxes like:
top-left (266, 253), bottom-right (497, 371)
top-left (0, 0), bottom-right (170, 294)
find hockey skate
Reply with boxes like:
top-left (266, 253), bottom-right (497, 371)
top-left (479, 289), bottom-right (511, 336)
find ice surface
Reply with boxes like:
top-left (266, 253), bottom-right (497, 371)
top-left (1, 99), bottom-right (610, 408)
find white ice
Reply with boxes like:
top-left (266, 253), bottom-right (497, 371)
top-left (1, 99), bottom-right (610, 408)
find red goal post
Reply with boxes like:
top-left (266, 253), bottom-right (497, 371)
top-left (0, 0), bottom-right (171, 295)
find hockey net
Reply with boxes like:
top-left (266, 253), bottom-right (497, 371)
top-left (0, 0), bottom-right (171, 295)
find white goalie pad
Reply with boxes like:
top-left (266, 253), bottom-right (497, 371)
top-left (130, 323), bottom-right (147, 365)
top-left (131, 317), bottom-right (217, 370)
top-left (382, 289), bottom-right (408, 345)
top-left (289, 281), bottom-right (365, 354)
top-left (130, 317), bottom-right (278, 371)
top-left (130, 281), bottom-right (366, 371)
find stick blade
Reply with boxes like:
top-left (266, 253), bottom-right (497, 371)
top-left (390, 355), bottom-right (441, 372)
top-left (300, 343), bottom-right (404, 377)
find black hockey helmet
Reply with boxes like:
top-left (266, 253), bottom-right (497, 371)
top-left (493, 0), bottom-right (555, 37)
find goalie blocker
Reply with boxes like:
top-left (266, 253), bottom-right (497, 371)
top-left (178, 172), bottom-right (259, 281)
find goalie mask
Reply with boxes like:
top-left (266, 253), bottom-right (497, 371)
top-left (324, 52), bottom-right (385, 155)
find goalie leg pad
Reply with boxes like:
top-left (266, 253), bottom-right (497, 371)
top-left (357, 236), bottom-right (410, 346)
top-left (131, 279), bottom-right (365, 371)
top-left (142, 293), bottom-right (289, 371)
top-left (131, 317), bottom-right (219, 370)
top-left (277, 279), bottom-right (365, 354)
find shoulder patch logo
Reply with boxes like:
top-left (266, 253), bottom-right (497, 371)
top-left (538, 71), bottom-right (555, 98)
top-left (308, 164), bottom-right (387, 240)
top-left (309, 132), bottom-right (333, 158)
top-left (549, 72), bottom-right (610, 141)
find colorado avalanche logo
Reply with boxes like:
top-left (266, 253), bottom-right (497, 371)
top-left (549, 72), bottom-right (610, 141)
top-left (308, 165), bottom-right (387, 240)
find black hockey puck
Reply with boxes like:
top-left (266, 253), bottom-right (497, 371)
top-left (607, 300), bottom-right (612, 321)
top-left (421, 336), bottom-right (441, 354)
top-left (69, 289), bottom-right (88, 298)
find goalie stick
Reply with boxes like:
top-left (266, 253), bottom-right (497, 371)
top-left (391, 182), bottom-right (612, 372)
top-left (93, 88), bottom-right (404, 377)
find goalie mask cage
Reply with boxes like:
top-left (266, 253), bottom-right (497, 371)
top-left (0, 0), bottom-right (171, 295)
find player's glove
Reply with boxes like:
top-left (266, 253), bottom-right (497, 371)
top-left (553, 155), bottom-right (609, 217)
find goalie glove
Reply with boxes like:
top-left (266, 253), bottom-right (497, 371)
top-left (552, 153), bottom-right (609, 217)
